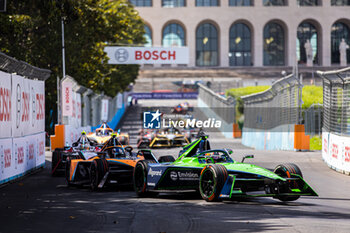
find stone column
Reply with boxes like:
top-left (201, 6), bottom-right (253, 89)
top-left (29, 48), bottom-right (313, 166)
top-left (220, 23), bottom-right (230, 67)
top-left (288, 22), bottom-right (297, 67)
top-left (322, 22), bottom-right (332, 66)
top-left (254, 22), bottom-right (263, 67)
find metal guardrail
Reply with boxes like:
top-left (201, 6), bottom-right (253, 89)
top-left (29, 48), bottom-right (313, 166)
top-left (241, 74), bottom-right (302, 130)
top-left (317, 67), bottom-right (350, 136)
top-left (60, 75), bottom-right (128, 128)
top-left (198, 83), bottom-right (236, 124)
top-left (0, 52), bottom-right (51, 80)
top-left (304, 104), bottom-right (323, 136)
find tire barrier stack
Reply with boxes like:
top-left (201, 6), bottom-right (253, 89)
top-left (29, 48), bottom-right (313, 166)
top-left (0, 52), bottom-right (50, 185)
top-left (50, 75), bottom-right (130, 150)
top-left (241, 74), bottom-right (304, 150)
top-left (318, 67), bottom-right (350, 175)
top-left (197, 83), bottom-right (236, 138)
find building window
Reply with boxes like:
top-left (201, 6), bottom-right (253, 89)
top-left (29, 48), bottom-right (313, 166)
top-left (263, 0), bottom-right (287, 6)
top-left (297, 0), bottom-right (321, 6)
top-left (229, 0), bottom-right (253, 5)
top-left (196, 23), bottom-right (218, 66)
top-left (297, 22), bottom-right (319, 65)
top-left (144, 25), bottom-right (152, 47)
top-left (331, 22), bottom-right (350, 64)
top-left (263, 22), bottom-right (285, 66)
top-left (162, 23), bottom-right (185, 47)
top-left (331, 0), bottom-right (350, 5)
top-left (129, 0), bottom-right (152, 7)
top-left (229, 23), bottom-right (252, 66)
top-left (162, 0), bottom-right (186, 7)
top-left (196, 0), bottom-right (219, 6)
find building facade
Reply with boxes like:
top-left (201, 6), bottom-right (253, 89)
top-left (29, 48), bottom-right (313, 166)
top-left (130, 0), bottom-right (350, 68)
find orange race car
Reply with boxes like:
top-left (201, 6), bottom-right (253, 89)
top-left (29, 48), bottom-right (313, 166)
top-left (65, 134), bottom-right (157, 190)
top-left (87, 123), bottom-right (129, 145)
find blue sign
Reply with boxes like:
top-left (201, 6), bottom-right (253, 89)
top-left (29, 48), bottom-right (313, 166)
top-left (131, 92), bottom-right (198, 100)
top-left (143, 110), bottom-right (161, 129)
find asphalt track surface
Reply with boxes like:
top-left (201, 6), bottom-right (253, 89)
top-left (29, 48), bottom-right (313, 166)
top-left (1, 100), bottom-right (350, 233)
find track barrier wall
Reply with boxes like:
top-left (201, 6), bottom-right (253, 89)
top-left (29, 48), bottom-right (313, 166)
top-left (197, 84), bottom-right (236, 138)
top-left (318, 67), bottom-right (350, 174)
top-left (0, 52), bottom-right (50, 185)
top-left (50, 76), bottom-right (130, 151)
top-left (241, 74), bottom-right (304, 150)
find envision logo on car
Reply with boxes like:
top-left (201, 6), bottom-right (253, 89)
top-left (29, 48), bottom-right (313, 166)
top-left (170, 171), bottom-right (178, 181)
top-left (170, 171), bottom-right (199, 181)
top-left (178, 171), bottom-right (199, 181)
top-left (149, 168), bottom-right (162, 177)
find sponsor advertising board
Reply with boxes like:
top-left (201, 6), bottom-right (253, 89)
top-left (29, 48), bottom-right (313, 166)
top-left (104, 46), bottom-right (189, 64)
top-left (323, 131), bottom-right (350, 173)
top-left (101, 99), bottom-right (109, 122)
top-left (61, 79), bottom-right (73, 117)
top-left (0, 71), bottom-right (12, 138)
top-left (11, 75), bottom-right (45, 137)
top-left (0, 132), bottom-right (45, 184)
top-left (0, 70), bottom-right (46, 184)
top-left (131, 92), bottom-right (198, 100)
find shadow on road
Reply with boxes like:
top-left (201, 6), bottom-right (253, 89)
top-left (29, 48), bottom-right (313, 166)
top-left (1, 160), bottom-right (349, 233)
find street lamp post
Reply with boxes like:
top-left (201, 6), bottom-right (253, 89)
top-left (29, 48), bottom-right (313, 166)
top-left (61, 16), bottom-right (66, 78)
top-left (58, 2), bottom-right (66, 125)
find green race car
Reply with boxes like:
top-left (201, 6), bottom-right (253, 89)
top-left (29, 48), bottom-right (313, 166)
top-left (133, 135), bottom-right (318, 202)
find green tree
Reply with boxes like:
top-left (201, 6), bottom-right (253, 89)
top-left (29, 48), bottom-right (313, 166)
top-left (0, 0), bottom-right (145, 133)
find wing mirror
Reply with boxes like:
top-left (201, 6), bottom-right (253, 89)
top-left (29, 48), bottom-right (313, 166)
top-left (241, 155), bottom-right (254, 163)
top-left (72, 142), bottom-right (78, 147)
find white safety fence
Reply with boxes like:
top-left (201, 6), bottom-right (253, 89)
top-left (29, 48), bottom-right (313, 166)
top-left (322, 131), bottom-right (350, 175)
top-left (318, 67), bottom-right (350, 174)
top-left (51, 75), bottom-right (130, 150)
top-left (60, 75), bottom-right (129, 129)
top-left (0, 70), bottom-right (47, 184)
top-left (197, 83), bottom-right (236, 138)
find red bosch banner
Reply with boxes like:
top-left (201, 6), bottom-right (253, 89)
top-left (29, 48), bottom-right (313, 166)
top-left (0, 132), bottom-right (45, 184)
top-left (104, 46), bottom-right (189, 64)
top-left (0, 71), bottom-right (12, 138)
top-left (11, 75), bottom-right (45, 138)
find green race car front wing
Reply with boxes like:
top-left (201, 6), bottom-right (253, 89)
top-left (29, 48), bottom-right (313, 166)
top-left (219, 173), bottom-right (318, 199)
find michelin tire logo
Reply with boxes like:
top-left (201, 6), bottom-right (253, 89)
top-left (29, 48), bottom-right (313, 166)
top-left (143, 110), bottom-right (161, 129)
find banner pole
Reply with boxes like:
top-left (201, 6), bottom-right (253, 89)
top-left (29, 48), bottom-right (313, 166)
top-left (61, 16), bottom-right (66, 79)
top-left (57, 76), bottom-right (61, 124)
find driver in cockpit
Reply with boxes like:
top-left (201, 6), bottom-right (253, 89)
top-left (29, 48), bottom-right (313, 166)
top-left (73, 131), bottom-right (93, 150)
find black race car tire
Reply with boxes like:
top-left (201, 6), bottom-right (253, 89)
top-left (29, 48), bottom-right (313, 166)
top-left (133, 160), bottom-right (156, 197)
top-left (90, 158), bottom-right (108, 191)
top-left (65, 157), bottom-right (72, 186)
top-left (52, 148), bottom-right (64, 176)
top-left (158, 155), bottom-right (176, 163)
top-left (274, 163), bottom-right (303, 202)
top-left (199, 164), bottom-right (228, 202)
